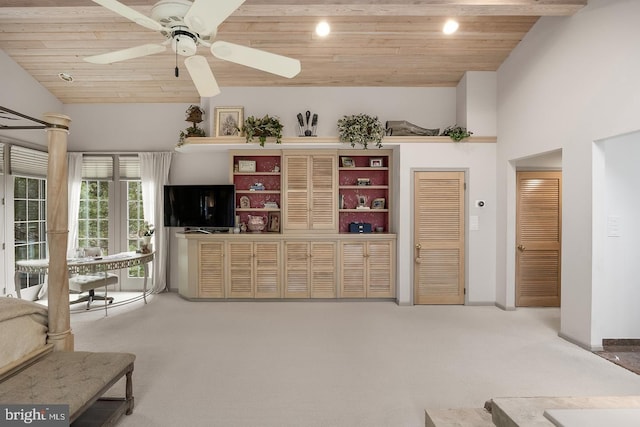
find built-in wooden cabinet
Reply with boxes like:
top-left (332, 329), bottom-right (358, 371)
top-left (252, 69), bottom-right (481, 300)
top-left (230, 150), bottom-right (282, 233)
top-left (338, 150), bottom-right (392, 233)
top-left (198, 241), bottom-right (225, 298)
top-left (228, 240), bottom-right (281, 298)
top-left (284, 240), bottom-right (337, 298)
top-left (282, 151), bottom-right (337, 232)
top-left (340, 239), bottom-right (395, 298)
top-left (176, 147), bottom-right (396, 301)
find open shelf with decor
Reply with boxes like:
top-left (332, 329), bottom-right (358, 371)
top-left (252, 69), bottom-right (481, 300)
top-left (230, 150), bottom-right (282, 233)
top-left (338, 150), bottom-right (392, 233)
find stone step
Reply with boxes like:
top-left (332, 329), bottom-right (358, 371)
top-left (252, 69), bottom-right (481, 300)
top-left (425, 407), bottom-right (494, 427)
top-left (490, 396), bottom-right (640, 427)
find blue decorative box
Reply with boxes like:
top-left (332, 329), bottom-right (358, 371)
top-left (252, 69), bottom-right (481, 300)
top-left (349, 222), bottom-right (372, 233)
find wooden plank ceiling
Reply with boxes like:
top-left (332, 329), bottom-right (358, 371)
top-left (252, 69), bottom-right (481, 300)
top-left (0, 1), bottom-right (585, 103)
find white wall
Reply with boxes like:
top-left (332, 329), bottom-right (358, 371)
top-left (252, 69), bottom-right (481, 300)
top-left (457, 72), bottom-right (497, 137)
top-left (395, 142), bottom-right (497, 305)
top-left (496, 0), bottom-right (640, 348)
top-left (0, 49), bottom-right (63, 147)
top-left (205, 87), bottom-right (456, 139)
top-left (594, 131), bottom-right (640, 339)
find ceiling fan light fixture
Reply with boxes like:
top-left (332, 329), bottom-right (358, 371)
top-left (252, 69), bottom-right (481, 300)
top-left (58, 72), bottom-right (74, 83)
top-left (443, 19), bottom-right (459, 35)
top-left (171, 29), bottom-right (198, 56)
top-left (316, 21), bottom-right (330, 37)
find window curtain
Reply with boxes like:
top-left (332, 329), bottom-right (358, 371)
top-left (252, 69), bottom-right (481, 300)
top-left (139, 152), bottom-right (172, 293)
top-left (67, 153), bottom-right (83, 258)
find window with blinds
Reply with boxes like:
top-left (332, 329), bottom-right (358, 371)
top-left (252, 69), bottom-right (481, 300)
top-left (82, 155), bottom-right (114, 180)
top-left (81, 154), bottom-right (141, 180)
top-left (10, 146), bottom-right (48, 178)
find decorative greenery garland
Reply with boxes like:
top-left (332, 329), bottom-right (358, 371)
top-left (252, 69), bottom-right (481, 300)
top-left (337, 113), bottom-right (385, 149)
top-left (242, 114), bottom-right (283, 147)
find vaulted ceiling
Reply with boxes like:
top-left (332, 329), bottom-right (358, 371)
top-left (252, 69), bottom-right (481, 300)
top-left (0, 1), bottom-right (586, 103)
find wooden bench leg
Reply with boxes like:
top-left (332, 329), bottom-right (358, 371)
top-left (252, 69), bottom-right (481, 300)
top-left (125, 369), bottom-right (134, 415)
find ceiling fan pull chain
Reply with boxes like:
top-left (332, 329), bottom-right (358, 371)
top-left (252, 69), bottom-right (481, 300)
top-left (174, 37), bottom-right (179, 78)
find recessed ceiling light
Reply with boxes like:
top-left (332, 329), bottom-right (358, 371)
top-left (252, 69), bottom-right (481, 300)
top-left (58, 72), bottom-right (74, 82)
top-left (443, 19), bottom-right (459, 35)
top-left (316, 21), bottom-right (331, 37)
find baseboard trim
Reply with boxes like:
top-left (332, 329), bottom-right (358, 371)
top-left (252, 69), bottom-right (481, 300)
top-left (466, 301), bottom-right (495, 306)
top-left (495, 302), bottom-right (516, 311)
top-left (558, 331), bottom-right (603, 352)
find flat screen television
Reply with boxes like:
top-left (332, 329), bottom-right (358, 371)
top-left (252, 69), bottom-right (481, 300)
top-left (164, 184), bottom-right (235, 228)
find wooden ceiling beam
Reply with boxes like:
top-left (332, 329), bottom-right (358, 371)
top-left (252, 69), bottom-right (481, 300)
top-left (0, 1), bottom-right (586, 20)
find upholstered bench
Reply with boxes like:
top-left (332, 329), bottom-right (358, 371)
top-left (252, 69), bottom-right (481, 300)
top-left (0, 350), bottom-right (135, 424)
top-left (69, 273), bottom-right (118, 310)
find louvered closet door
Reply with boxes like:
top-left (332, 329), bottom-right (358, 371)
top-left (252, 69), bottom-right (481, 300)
top-left (340, 241), bottom-right (366, 298)
top-left (283, 156), bottom-right (310, 230)
top-left (310, 155), bottom-right (337, 230)
top-left (367, 240), bottom-right (394, 298)
top-left (284, 241), bottom-right (310, 298)
top-left (310, 241), bottom-right (337, 298)
top-left (516, 171), bottom-right (562, 307)
top-left (414, 171), bottom-right (465, 304)
top-left (228, 241), bottom-right (254, 298)
top-left (198, 242), bottom-right (225, 298)
top-left (255, 241), bottom-right (281, 298)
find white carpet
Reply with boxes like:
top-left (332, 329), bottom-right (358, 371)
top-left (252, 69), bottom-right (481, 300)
top-left (70, 293), bottom-right (640, 427)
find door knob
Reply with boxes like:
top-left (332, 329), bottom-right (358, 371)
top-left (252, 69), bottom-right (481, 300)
top-left (415, 243), bottom-right (422, 249)
top-left (517, 245), bottom-right (526, 251)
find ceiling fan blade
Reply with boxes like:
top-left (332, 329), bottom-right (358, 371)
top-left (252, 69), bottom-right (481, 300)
top-left (84, 44), bottom-right (166, 64)
top-left (185, 0), bottom-right (245, 36)
top-left (184, 55), bottom-right (221, 98)
top-left (211, 41), bottom-right (301, 79)
top-left (91, 0), bottom-right (162, 31)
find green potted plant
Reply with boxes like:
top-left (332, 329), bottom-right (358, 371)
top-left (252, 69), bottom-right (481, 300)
top-left (441, 125), bottom-right (473, 142)
top-left (337, 113), bottom-right (385, 149)
top-left (241, 114), bottom-right (283, 147)
top-left (178, 105), bottom-right (206, 143)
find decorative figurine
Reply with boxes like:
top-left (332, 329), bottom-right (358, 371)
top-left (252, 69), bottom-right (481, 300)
top-left (297, 110), bottom-right (318, 137)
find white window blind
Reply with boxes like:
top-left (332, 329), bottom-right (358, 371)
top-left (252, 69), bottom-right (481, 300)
top-left (82, 155), bottom-right (114, 179)
top-left (119, 155), bottom-right (140, 180)
top-left (10, 146), bottom-right (48, 178)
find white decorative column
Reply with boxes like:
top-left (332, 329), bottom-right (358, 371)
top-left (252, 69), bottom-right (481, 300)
top-left (43, 113), bottom-right (74, 352)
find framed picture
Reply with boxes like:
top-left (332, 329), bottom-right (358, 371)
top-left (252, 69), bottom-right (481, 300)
top-left (239, 196), bottom-right (250, 209)
top-left (341, 157), bottom-right (354, 168)
top-left (372, 198), bottom-right (386, 209)
top-left (268, 212), bottom-right (280, 232)
top-left (370, 158), bottom-right (383, 167)
top-left (356, 178), bottom-right (371, 186)
top-left (238, 160), bottom-right (256, 173)
top-left (215, 106), bottom-right (243, 137)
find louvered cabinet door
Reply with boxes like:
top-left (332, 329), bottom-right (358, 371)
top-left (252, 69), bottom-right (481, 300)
top-left (366, 240), bottom-right (395, 298)
top-left (414, 171), bottom-right (465, 304)
top-left (284, 241), bottom-right (310, 298)
top-left (255, 241), bottom-right (281, 298)
top-left (198, 241), bottom-right (225, 298)
top-left (340, 241), bottom-right (366, 298)
top-left (310, 155), bottom-right (337, 231)
top-left (228, 241), bottom-right (254, 298)
top-left (516, 171), bottom-right (562, 307)
top-left (310, 241), bottom-right (337, 298)
top-left (283, 155), bottom-right (310, 230)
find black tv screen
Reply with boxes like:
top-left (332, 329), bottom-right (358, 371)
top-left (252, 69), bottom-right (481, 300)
top-left (164, 185), bottom-right (235, 228)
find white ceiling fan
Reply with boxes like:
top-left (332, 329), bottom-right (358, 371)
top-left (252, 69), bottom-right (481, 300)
top-left (84, 0), bottom-right (301, 97)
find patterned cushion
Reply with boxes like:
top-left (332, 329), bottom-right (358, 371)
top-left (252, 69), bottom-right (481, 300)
top-left (0, 351), bottom-right (135, 419)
